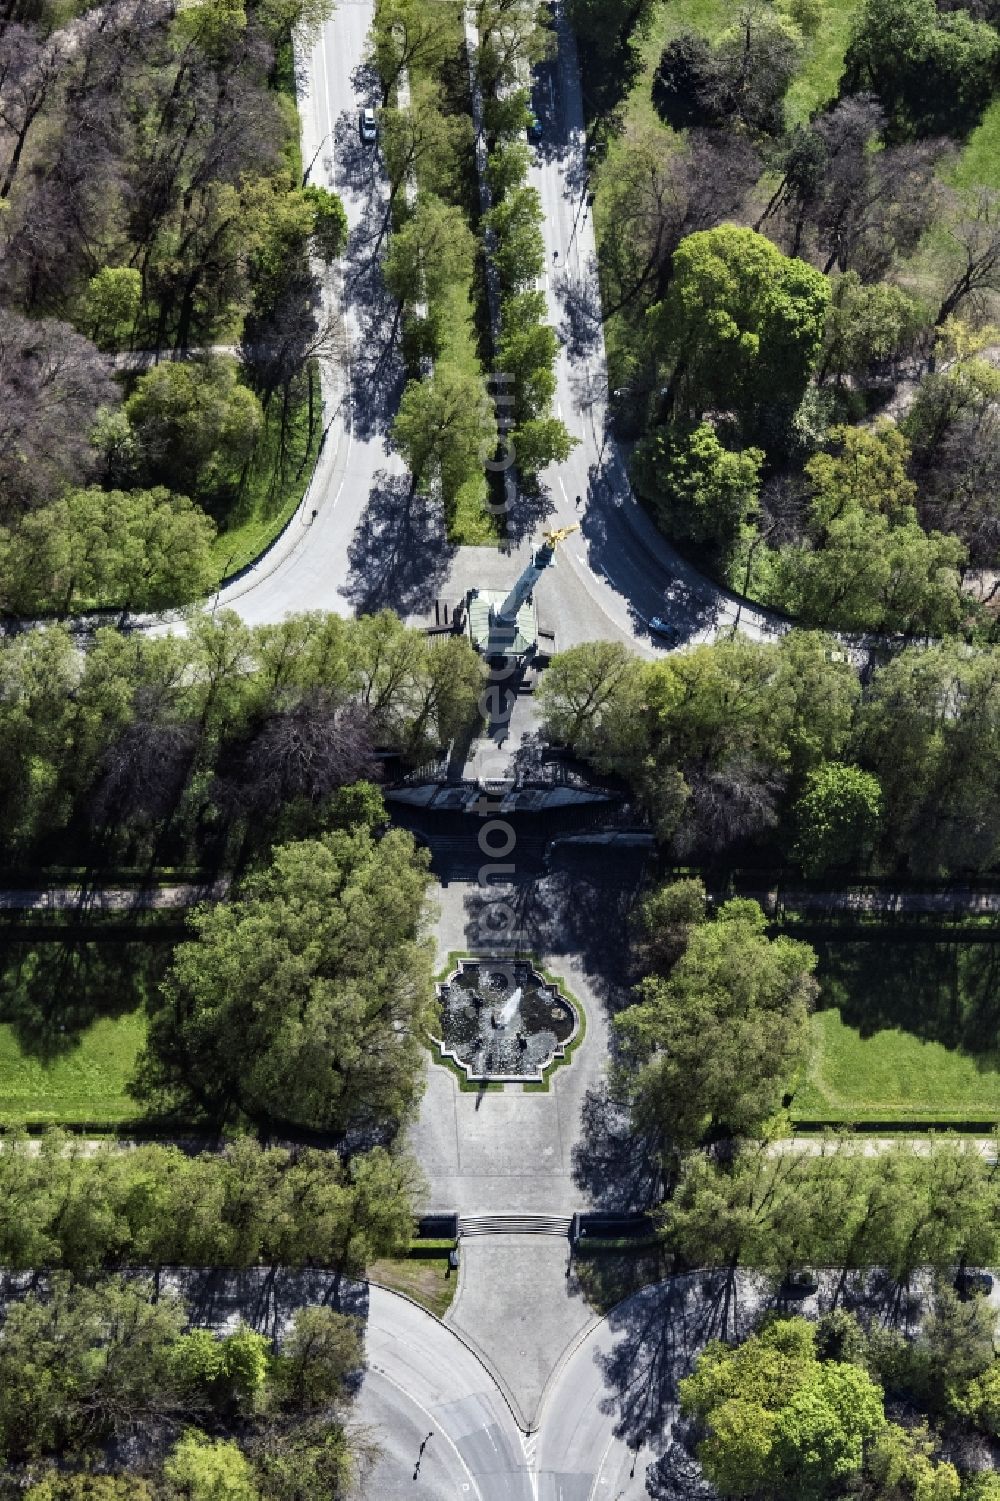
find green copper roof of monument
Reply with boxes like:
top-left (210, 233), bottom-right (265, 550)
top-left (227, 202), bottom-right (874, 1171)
top-left (467, 589), bottom-right (536, 656)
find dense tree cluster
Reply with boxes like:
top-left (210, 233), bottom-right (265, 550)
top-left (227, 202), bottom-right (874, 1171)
top-left (539, 629), bottom-right (1000, 876)
top-left (621, 879), bottom-right (1000, 1496)
top-left (0, 610), bottom-right (482, 869)
top-left (136, 824), bottom-right (436, 1134)
top-left (0, 0), bottom-right (347, 605)
top-left (617, 894), bottom-right (817, 1147)
top-left (664, 1135), bottom-right (1000, 1283)
top-left (474, 10), bottom-right (576, 481)
top-left (380, 0), bottom-right (572, 526)
top-left (374, 0), bottom-right (499, 530)
top-left (0, 1132), bottom-right (415, 1273)
top-left (538, 631), bottom-right (860, 860)
top-left (578, 0), bottom-right (1000, 620)
top-left (619, 866), bottom-right (1000, 1496)
top-left (0, 1274), bottom-right (363, 1498)
top-left (903, 337), bottom-right (1000, 566)
top-left (752, 423), bottom-right (968, 635)
top-left (678, 1314), bottom-right (985, 1501)
top-left (842, 0), bottom-right (1000, 142)
top-left (653, 8), bottom-right (803, 137)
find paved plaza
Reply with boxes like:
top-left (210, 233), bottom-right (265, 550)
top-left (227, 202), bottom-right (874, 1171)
top-left (409, 862), bottom-right (647, 1217)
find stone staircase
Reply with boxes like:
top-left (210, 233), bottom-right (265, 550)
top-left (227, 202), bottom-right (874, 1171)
top-left (458, 1213), bottom-right (574, 1238)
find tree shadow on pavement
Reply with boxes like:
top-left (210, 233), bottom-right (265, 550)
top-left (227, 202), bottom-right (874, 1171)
top-left (567, 361), bottom-right (607, 427)
top-left (577, 462), bottom-right (723, 641)
top-left (334, 113), bottom-right (406, 442)
top-left (555, 261), bottom-right (603, 360)
top-left (342, 213), bottom-right (406, 440)
top-left (593, 1266), bottom-right (932, 1489)
top-left (596, 1277), bottom-right (734, 1455)
top-left (350, 58), bottom-right (381, 108)
top-left (170, 1267), bottom-right (370, 1340)
top-left (461, 861), bottom-right (644, 1005)
top-left (571, 1080), bottom-right (664, 1212)
top-left (345, 470), bottom-right (454, 615)
top-left (505, 479), bottom-right (556, 544)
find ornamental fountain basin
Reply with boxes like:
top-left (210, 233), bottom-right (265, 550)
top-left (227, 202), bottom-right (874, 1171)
top-left (432, 958), bottom-right (579, 1083)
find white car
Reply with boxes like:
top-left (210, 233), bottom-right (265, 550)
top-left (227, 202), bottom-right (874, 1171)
top-left (359, 108), bottom-right (378, 143)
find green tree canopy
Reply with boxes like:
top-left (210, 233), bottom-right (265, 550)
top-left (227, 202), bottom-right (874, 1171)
top-left (616, 898), bottom-right (818, 1146)
top-left (26, 1477), bottom-right (153, 1501)
top-left (820, 273), bottom-right (925, 385)
top-left (384, 194), bottom-right (477, 308)
top-left (273, 1306), bottom-right (361, 1411)
top-left (635, 421), bottom-right (763, 555)
top-left (392, 365), bottom-right (498, 503)
top-left (301, 186), bottom-right (348, 262)
top-left (680, 1319), bottom-right (886, 1501)
top-left (513, 416), bottom-right (577, 474)
top-left (842, 0), bottom-right (1000, 140)
top-left (653, 227), bottom-right (830, 432)
top-left (163, 1433), bottom-right (259, 1501)
top-left (762, 424), bottom-right (967, 634)
top-left (537, 632), bottom-right (860, 847)
top-left (866, 1424), bottom-right (961, 1501)
top-left (793, 761), bottom-right (882, 875)
top-left (484, 185), bottom-right (546, 293)
top-left (0, 486), bottom-right (217, 615)
top-left (125, 357), bottom-right (263, 504)
top-left (370, 0), bottom-right (463, 104)
top-left (85, 267), bottom-right (143, 350)
top-left (135, 827), bottom-right (436, 1132)
top-left (497, 291), bottom-right (559, 425)
top-left (632, 876), bottom-right (708, 977)
top-left (0, 1277), bottom-right (189, 1464)
top-left (855, 641), bottom-right (1000, 873)
top-left (662, 1137), bottom-right (1000, 1282)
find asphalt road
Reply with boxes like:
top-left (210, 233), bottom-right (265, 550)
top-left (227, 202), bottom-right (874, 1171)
top-left (524, 11), bottom-right (778, 652)
top-left (207, 0), bottom-right (782, 652)
top-left (213, 0), bottom-right (407, 626)
top-left (359, 1287), bottom-right (532, 1501)
top-left (358, 1284), bottom-right (663, 1501)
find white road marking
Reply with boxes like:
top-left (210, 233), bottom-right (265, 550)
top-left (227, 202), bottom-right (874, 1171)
top-left (330, 430), bottom-right (353, 513)
top-left (320, 22), bottom-right (335, 183)
top-left (588, 1435), bottom-right (617, 1501)
top-left (522, 1432), bottom-right (539, 1501)
top-left (370, 1363), bottom-right (486, 1501)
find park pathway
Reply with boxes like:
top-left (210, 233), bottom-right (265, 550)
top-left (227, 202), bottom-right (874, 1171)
top-left (0, 880), bottom-right (228, 910)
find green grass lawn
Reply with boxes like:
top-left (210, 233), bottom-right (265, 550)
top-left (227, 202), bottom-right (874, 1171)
top-left (785, 1), bottom-right (862, 126)
top-left (0, 1011), bottom-right (147, 1127)
top-left (792, 938), bottom-right (1000, 1125)
top-left (626, 0), bottom-right (860, 134)
top-left (368, 1255), bottom-right (458, 1317)
top-left (948, 97), bottom-right (1000, 192)
top-left (794, 1008), bottom-right (1000, 1124)
top-left (209, 371), bottom-right (321, 584)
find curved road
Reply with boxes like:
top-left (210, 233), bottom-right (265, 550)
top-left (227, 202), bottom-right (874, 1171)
top-left (205, 0), bottom-right (780, 652)
top-left (362, 1284), bottom-right (658, 1501)
top-left (213, 0), bottom-right (408, 626)
top-left (360, 1287), bottom-right (531, 1501)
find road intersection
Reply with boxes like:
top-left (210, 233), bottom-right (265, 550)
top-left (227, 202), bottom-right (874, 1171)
top-left (199, 4), bottom-right (776, 1493)
top-left (212, 0), bottom-right (780, 653)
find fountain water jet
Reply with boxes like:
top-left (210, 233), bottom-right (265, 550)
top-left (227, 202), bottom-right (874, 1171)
top-left (432, 958), bottom-right (579, 1082)
top-left (497, 986), bottom-right (521, 1026)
